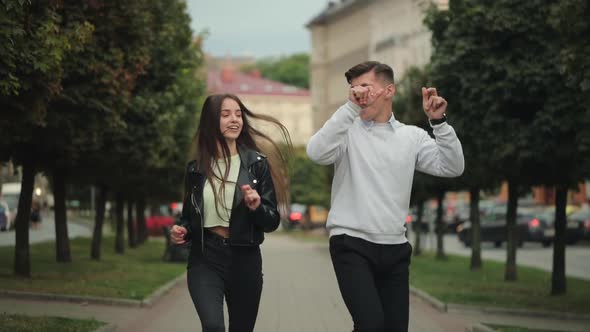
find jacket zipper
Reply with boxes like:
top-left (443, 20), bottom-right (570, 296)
top-left (248, 165), bottom-right (255, 244)
top-left (191, 189), bottom-right (204, 253)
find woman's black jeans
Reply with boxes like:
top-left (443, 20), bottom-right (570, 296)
top-left (330, 234), bottom-right (412, 332)
top-left (187, 230), bottom-right (263, 332)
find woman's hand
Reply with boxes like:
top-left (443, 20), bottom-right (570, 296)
top-left (170, 225), bottom-right (188, 244)
top-left (241, 184), bottom-right (261, 211)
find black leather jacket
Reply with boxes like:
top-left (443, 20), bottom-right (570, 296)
top-left (176, 146), bottom-right (280, 255)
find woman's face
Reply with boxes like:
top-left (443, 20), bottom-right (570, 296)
top-left (219, 98), bottom-right (243, 142)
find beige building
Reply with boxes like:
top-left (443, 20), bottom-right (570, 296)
top-left (307, 0), bottom-right (448, 130)
top-left (207, 65), bottom-right (313, 147)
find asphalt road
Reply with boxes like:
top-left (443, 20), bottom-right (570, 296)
top-left (412, 231), bottom-right (590, 280)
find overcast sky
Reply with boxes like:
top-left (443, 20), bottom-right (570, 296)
top-left (186, 0), bottom-right (329, 58)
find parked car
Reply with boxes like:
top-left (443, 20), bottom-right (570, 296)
top-left (0, 200), bottom-right (9, 231)
top-left (283, 203), bottom-right (307, 230)
top-left (524, 207), bottom-right (587, 246)
top-left (405, 210), bottom-right (429, 233)
top-left (146, 204), bottom-right (176, 236)
top-left (283, 203), bottom-right (329, 230)
top-left (565, 207), bottom-right (590, 240)
top-left (1, 182), bottom-right (20, 230)
top-left (457, 205), bottom-right (538, 247)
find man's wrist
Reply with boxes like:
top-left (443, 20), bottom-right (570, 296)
top-left (428, 113), bottom-right (447, 126)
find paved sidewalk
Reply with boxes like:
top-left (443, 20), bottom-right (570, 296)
top-left (1, 233), bottom-right (588, 331)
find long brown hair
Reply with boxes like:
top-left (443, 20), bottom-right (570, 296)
top-left (194, 94), bottom-right (292, 217)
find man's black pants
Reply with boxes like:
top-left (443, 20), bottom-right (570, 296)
top-left (330, 234), bottom-right (412, 332)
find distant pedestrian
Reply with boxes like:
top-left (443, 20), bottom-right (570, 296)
top-left (30, 201), bottom-right (42, 230)
top-left (170, 93), bottom-right (291, 332)
top-left (306, 61), bottom-right (464, 332)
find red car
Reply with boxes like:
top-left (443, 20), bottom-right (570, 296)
top-left (146, 203), bottom-right (181, 236)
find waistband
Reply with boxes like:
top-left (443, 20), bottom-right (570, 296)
top-left (204, 228), bottom-right (230, 246)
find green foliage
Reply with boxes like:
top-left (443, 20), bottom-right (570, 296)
top-left (242, 53), bottom-right (310, 89)
top-left (425, 0), bottom-right (589, 188)
top-left (0, 0), bottom-right (206, 200)
top-left (288, 147), bottom-right (331, 207)
top-left (0, 1), bottom-right (93, 167)
top-left (394, 65), bottom-right (432, 128)
top-left (550, 0), bottom-right (590, 95)
top-left (117, 0), bottom-right (206, 202)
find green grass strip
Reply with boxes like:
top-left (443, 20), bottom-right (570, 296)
top-left (0, 313), bottom-right (104, 332)
top-left (0, 236), bottom-right (186, 300)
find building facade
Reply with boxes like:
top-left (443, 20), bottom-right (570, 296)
top-left (207, 65), bottom-right (313, 147)
top-left (307, 0), bottom-right (448, 130)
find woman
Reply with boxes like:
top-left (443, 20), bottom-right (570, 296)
top-left (170, 94), bottom-right (291, 332)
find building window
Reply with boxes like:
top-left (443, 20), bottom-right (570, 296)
top-left (282, 86), bottom-right (297, 93)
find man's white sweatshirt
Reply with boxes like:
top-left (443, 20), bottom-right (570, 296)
top-left (306, 101), bottom-right (464, 244)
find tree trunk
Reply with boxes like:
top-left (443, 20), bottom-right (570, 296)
top-left (470, 187), bottom-right (482, 270)
top-left (504, 180), bottom-right (518, 281)
top-left (115, 192), bottom-right (125, 254)
top-left (53, 169), bottom-right (71, 263)
top-left (91, 185), bottom-right (107, 260)
top-left (14, 160), bottom-right (35, 277)
top-left (136, 197), bottom-right (147, 244)
top-left (413, 200), bottom-right (424, 256)
top-left (551, 185), bottom-right (567, 295)
top-left (435, 190), bottom-right (446, 260)
top-left (127, 199), bottom-right (137, 248)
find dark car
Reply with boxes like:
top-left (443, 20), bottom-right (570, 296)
top-left (457, 206), bottom-right (537, 247)
top-left (525, 208), bottom-right (587, 246)
top-left (565, 207), bottom-right (590, 241)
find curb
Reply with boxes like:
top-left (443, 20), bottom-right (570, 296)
top-left (447, 303), bottom-right (590, 321)
top-left (466, 323), bottom-right (496, 332)
top-left (94, 323), bottom-right (117, 332)
top-left (141, 272), bottom-right (186, 307)
top-left (0, 272), bottom-right (186, 308)
top-left (409, 286), bottom-right (446, 312)
top-left (410, 285), bottom-right (590, 321)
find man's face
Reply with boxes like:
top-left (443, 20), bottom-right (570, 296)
top-left (349, 70), bottom-right (394, 122)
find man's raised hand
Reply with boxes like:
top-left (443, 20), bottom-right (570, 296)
top-left (422, 87), bottom-right (447, 120)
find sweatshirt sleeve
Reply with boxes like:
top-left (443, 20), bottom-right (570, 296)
top-left (306, 101), bottom-right (361, 165)
top-left (415, 122), bottom-right (465, 177)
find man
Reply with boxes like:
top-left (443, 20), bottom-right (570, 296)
top-left (306, 61), bottom-right (464, 332)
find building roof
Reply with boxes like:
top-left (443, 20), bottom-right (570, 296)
top-left (306, 0), bottom-right (371, 27)
top-left (207, 68), bottom-right (310, 97)
top-left (307, 0), bottom-right (449, 27)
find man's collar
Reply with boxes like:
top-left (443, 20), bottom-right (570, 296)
top-left (361, 112), bottom-right (398, 130)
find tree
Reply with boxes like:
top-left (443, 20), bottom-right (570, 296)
top-left (242, 53), bottom-right (310, 89)
top-left (44, 1), bottom-right (153, 262)
top-left (395, 66), bottom-right (433, 256)
top-left (424, 4), bottom-right (504, 271)
top-left (549, 0), bottom-right (590, 294)
top-left (394, 65), bottom-right (461, 260)
top-left (288, 147), bottom-right (331, 207)
top-left (0, 0), bottom-right (91, 275)
top-left (426, 0), bottom-right (590, 285)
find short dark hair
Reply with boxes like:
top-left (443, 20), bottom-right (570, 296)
top-left (345, 61), bottom-right (394, 85)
